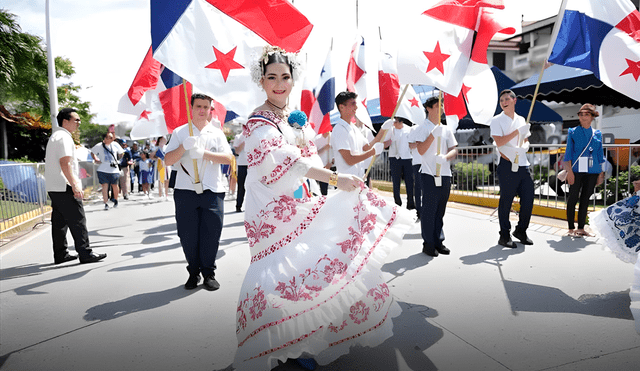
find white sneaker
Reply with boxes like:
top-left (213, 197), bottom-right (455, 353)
top-left (148, 193), bottom-right (153, 199)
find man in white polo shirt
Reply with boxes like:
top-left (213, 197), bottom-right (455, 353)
top-left (490, 89), bottom-right (534, 248)
top-left (165, 93), bottom-right (234, 291)
top-left (45, 108), bottom-right (106, 265)
top-left (330, 91), bottom-right (383, 180)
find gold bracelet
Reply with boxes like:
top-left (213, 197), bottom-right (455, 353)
top-left (328, 171), bottom-right (338, 186)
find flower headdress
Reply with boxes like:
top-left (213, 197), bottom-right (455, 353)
top-left (250, 45), bottom-right (302, 85)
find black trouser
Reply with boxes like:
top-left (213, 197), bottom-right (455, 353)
top-left (566, 172), bottom-right (599, 230)
top-left (421, 174), bottom-right (450, 253)
top-left (413, 164), bottom-right (423, 217)
top-left (496, 158), bottom-right (534, 238)
top-left (389, 157), bottom-right (415, 208)
top-left (48, 186), bottom-right (92, 260)
top-left (236, 165), bottom-right (248, 209)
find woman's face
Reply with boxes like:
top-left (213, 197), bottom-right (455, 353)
top-left (578, 111), bottom-right (594, 126)
top-left (261, 62), bottom-right (293, 105)
top-left (633, 179), bottom-right (640, 193)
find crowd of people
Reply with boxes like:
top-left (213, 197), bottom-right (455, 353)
top-left (43, 45), bottom-right (639, 370)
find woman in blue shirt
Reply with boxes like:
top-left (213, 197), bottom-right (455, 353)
top-left (563, 104), bottom-right (605, 237)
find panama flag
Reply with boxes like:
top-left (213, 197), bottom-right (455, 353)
top-left (307, 50), bottom-right (335, 134)
top-left (346, 35), bottom-right (373, 129)
top-left (460, 5), bottom-right (516, 125)
top-left (151, 0), bottom-right (313, 118)
top-left (394, 85), bottom-right (427, 126)
top-left (548, 0), bottom-right (640, 103)
top-left (378, 51), bottom-right (401, 117)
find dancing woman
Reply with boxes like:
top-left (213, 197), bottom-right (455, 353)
top-left (232, 46), bottom-right (413, 370)
top-left (590, 173), bottom-right (640, 334)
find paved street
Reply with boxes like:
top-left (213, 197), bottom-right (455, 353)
top-left (1, 190), bottom-right (639, 371)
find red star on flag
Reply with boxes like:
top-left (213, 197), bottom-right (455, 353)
top-left (205, 46), bottom-right (244, 82)
top-left (620, 58), bottom-right (640, 81)
top-left (362, 99), bottom-right (368, 108)
top-left (139, 110), bottom-right (151, 120)
top-left (423, 41), bottom-right (450, 75)
top-left (409, 97), bottom-right (420, 107)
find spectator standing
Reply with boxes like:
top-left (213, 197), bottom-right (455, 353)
top-left (91, 132), bottom-right (123, 210)
top-left (233, 131), bottom-right (248, 211)
top-left (385, 116), bottom-right (415, 209)
top-left (45, 108), bottom-right (106, 264)
top-left (117, 139), bottom-right (133, 200)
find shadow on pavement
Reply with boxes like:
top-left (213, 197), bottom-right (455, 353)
top-left (83, 285), bottom-right (198, 321)
top-left (382, 252), bottom-right (433, 280)
top-left (547, 236), bottom-right (596, 253)
top-left (459, 245), bottom-right (524, 265)
top-left (108, 260), bottom-right (185, 272)
top-left (123, 242), bottom-right (182, 258)
top-left (503, 279), bottom-right (633, 319)
top-left (12, 269), bottom-right (92, 295)
top-left (137, 215), bottom-right (174, 222)
top-left (214, 301), bottom-right (442, 371)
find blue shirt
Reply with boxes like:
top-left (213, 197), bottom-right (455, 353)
top-left (563, 126), bottom-right (604, 174)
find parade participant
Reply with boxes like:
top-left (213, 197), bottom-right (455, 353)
top-left (564, 104), bottom-right (605, 237)
top-left (384, 116), bottom-right (415, 209)
top-left (330, 91), bottom-right (383, 179)
top-left (117, 139), bottom-right (133, 200)
top-left (164, 93), bottom-right (233, 291)
top-left (415, 97), bottom-right (457, 257)
top-left (490, 89), bottom-right (534, 248)
top-left (233, 46), bottom-right (413, 371)
top-left (590, 173), bottom-right (640, 334)
top-left (45, 108), bottom-right (106, 264)
top-left (313, 130), bottom-right (332, 195)
top-left (233, 131), bottom-right (248, 211)
top-left (91, 132), bottom-right (123, 210)
top-left (155, 137), bottom-right (170, 200)
top-left (408, 103), bottom-right (431, 220)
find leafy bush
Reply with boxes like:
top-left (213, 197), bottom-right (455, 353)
top-left (601, 164), bottom-right (640, 204)
top-left (533, 165), bottom-right (553, 184)
top-left (453, 162), bottom-right (490, 190)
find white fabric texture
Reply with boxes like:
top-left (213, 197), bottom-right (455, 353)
top-left (330, 118), bottom-right (362, 177)
top-left (233, 110), bottom-right (413, 370)
top-left (419, 121), bottom-right (457, 177)
top-left (45, 127), bottom-right (78, 192)
top-left (91, 141), bottom-right (123, 174)
top-left (490, 112), bottom-right (531, 166)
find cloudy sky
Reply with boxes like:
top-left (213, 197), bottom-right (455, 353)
top-left (3, 0), bottom-right (562, 126)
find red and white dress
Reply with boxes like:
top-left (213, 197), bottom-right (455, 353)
top-left (233, 111), bottom-right (413, 370)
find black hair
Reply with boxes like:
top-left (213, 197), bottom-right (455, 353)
top-left (499, 89), bottom-right (516, 99)
top-left (423, 97), bottom-right (439, 110)
top-left (335, 91), bottom-right (358, 107)
top-left (57, 107), bottom-right (78, 126)
top-left (191, 93), bottom-right (212, 106)
top-left (262, 52), bottom-right (294, 76)
top-left (395, 116), bottom-right (413, 126)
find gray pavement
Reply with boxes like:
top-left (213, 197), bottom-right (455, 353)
top-left (1, 189), bottom-right (639, 371)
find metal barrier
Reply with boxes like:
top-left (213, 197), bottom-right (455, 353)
top-left (369, 143), bottom-right (640, 215)
top-left (0, 161), bottom-right (98, 240)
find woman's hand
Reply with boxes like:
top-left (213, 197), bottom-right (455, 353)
top-left (596, 172), bottom-right (605, 186)
top-left (567, 171), bottom-right (575, 185)
top-left (336, 174), bottom-right (364, 192)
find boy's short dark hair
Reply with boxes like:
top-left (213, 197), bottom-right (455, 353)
top-left (335, 91), bottom-right (357, 107)
top-left (191, 93), bottom-right (212, 106)
top-left (423, 97), bottom-right (439, 110)
top-left (57, 107), bottom-right (78, 126)
top-left (499, 89), bottom-right (516, 99)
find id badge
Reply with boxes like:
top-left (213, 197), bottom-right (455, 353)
top-left (194, 182), bottom-right (203, 194)
top-left (578, 157), bottom-right (588, 173)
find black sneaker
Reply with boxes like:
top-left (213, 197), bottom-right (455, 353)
top-left (498, 236), bottom-right (517, 248)
top-left (184, 274), bottom-right (201, 290)
top-left (435, 245), bottom-right (450, 255)
top-left (113, 199), bottom-right (118, 208)
top-left (203, 274), bottom-right (220, 291)
top-left (104, 203), bottom-right (109, 210)
top-left (513, 229), bottom-right (533, 245)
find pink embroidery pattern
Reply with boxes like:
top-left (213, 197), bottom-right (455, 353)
top-left (261, 156), bottom-right (299, 185)
top-left (328, 310), bottom-right (391, 347)
top-left (367, 189), bottom-right (387, 207)
top-left (271, 195), bottom-right (298, 222)
top-left (247, 136), bottom-right (283, 168)
top-left (247, 326), bottom-right (323, 360)
top-left (236, 287), bottom-right (268, 333)
top-left (321, 258), bottom-right (348, 284)
top-left (251, 197), bottom-right (326, 263)
top-left (328, 320), bottom-right (348, 333)
top-left (349, 300), bottom-right (370, 324)
top-left (244, 220), bottom-right (277, 248)
top-left (367, 283), bottom-right (390, 312)
top-left (336, 199), bottom-right (377, 258)
top-left (275, 254), bottom-right (343, 302)
top-left (243, 111), bottom-right (282, 137)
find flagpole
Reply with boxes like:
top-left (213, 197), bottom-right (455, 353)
top-left (182, 79), bottom-right (200, 184)
top-left (46, 0), bottom-right (59, 128)
top-left (435, 91), bottom-right (443, 178)
top-left (364, 84), bottom-right (410, 180)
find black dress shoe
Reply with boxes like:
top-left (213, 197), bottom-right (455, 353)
top-left (184, 274), bottom-right (201, 290)
top-left (54, 253), bottom-right (78, 265)
top-left (236, 207), bottom-right (242, 213)
top-left (80, 253), bottom-right (107, 264)
top-left (498, 236), bottom-right (517, 248)
top-left (435, 245), bottom-right (450, 255)
top-left (203, 274), bottom-right (220, 291)
top-left (513, 230), bottom-right (533, 245)
top-left (422, 248), bottom-right (439, 257)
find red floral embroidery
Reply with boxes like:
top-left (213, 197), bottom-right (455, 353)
top-left (336, 199), bottom-right (378, 258)
top-left (245, 220), bottom-right (277, 247)
top-left (271, 195), bottom-right (298, 222)
top-left (349, 300), bottom-right (370, 324)
top-left (367, 283), bottom-right (390, 312)
top-left (366, 190), bottom-right (387, 207)
top-left (328, 320), bottom-right (348, 333)
top-left (236, 287), bottom-right (268, 334)
top-left (274, 254), bottom-right (345, 302)
top-left (321, 258), bottom-right (348, 284)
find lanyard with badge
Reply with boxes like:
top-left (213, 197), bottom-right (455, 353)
top-left (575, 129), bottom-right (594, 173)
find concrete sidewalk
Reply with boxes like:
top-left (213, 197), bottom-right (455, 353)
top-left (1, 190), bottom-right (639, 371)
